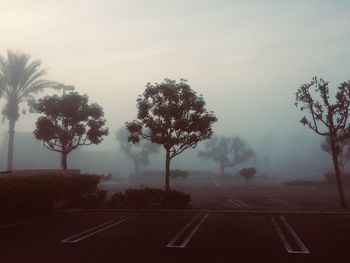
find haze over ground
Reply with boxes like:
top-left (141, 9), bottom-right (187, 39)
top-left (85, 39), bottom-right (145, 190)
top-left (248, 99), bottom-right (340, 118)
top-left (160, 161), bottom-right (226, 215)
top-left (0, 0), bottom-right (349, 175)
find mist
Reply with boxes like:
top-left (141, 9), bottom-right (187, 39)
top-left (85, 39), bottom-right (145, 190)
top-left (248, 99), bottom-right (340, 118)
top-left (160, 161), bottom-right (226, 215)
top-left (0, 0), bottom-right (349, 179)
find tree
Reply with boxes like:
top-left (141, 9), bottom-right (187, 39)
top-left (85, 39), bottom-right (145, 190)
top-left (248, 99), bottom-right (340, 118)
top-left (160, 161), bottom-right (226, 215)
top-left (52, 83), bottom-right (75, 96)
top-left (239, 167), bottom-right (256, 186)
top-left (321, 136), bottom-right (350, 172)
top-left (295, 77), bottom-right (350, 208)
top-left (116, 127), bottom-right (159, 177)
top-left (126, 79), bottom-right (217, 191)
top-left (0, 50), bottom-right (53, 171)
top-left (198, 136), bottom-right (254, 177)
top-left (33, 92), bottom-right (109, 169)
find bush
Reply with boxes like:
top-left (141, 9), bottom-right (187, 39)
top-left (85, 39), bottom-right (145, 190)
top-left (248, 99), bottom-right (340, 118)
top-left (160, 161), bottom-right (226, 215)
top-left (109, 188), bottom-right (191, 209)
top-left (0, 173), bottom-right (104, 220)
top-left (239, 167), bottom-right (256, 185)
top-left (170, 169), bottom-right (189, 179)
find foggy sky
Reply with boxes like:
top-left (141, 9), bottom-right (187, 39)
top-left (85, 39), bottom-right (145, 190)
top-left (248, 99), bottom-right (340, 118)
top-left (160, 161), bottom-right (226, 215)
top-left (0, 0), bottom-right (350, 149)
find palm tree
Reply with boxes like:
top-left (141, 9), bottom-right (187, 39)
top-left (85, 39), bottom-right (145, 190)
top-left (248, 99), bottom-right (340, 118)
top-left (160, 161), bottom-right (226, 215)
top-left (0, 50), bottom-right (53, 171)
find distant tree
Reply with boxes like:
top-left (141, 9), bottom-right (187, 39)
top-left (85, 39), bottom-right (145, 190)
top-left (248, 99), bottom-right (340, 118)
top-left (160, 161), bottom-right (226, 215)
top-left (33, 92), bottom-right (109, 169)
top-left (239, 167), bottom-right (256, 186)
top-left (116, 127), bottom-right (159, 177)
top-left (126, 79), bottom-right (217, 191)
top-left (321, 136), bottom-right (350, 172)
top-left (0, 50), bottom-right (53, 171)
top-left (198, 136), bottom-right (254, 177)
top-left (295, 77), bottom-right (350, 208)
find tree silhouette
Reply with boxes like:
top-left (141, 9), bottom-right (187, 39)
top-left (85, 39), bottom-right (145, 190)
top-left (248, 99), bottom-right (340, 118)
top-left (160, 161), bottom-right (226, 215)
top-left (126, 79), bottom-right (217, 191)
top-left (0, 50), bottom-right (53, 171)
top-left (239, 167), bottom-right (256, 186)
top-left (116, 127), bottom-right (159, 177)
top-left (295, 76), bottom-right (350, 208)
top-left (198, 136), bottom-right (254, 177)
top-left (33, 92), bottom-right (109, 169)
top-left (321, 136), bottom-right (350, 173)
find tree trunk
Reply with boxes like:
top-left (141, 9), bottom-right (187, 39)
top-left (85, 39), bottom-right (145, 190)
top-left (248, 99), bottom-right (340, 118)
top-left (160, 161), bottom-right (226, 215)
top-left (330, 137), bottom-right (348, 208)
top-left (133, 159), bottom-right (140, 177)
top-left (7, 119), bottom-right (16, 171)
top-left (219, 161), bottom-right (225, 177)
top-left (61, 152), bottom-right (68, 170)
top-left (165, 149), bottom-right (171, 191)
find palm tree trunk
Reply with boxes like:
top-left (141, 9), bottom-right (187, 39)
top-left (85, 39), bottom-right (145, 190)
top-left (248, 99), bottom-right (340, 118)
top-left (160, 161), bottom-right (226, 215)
top-left (7, 119), bottom-right (16, 171)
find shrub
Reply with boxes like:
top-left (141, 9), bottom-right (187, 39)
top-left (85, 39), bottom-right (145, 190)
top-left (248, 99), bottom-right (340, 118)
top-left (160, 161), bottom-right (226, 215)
top-left (170, 169), bottom-right (189, 179)
top-left (0, 173), bottom-right (104, 220)
top-left (239, 167), bottom-right (256, 186)
top-left (109, 188), bottom-right (191, 209)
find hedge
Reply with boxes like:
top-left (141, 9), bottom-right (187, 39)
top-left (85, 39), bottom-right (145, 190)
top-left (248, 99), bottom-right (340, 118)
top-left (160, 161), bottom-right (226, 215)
top-left (0, 173), bottom-right (105, 220)
top-left (110, 188), bottom-right (191, 209)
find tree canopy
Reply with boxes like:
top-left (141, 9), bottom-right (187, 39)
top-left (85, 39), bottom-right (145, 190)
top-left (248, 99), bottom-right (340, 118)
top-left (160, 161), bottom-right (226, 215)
top-left (126, 78), bottom-right (217, 190)
top-left (33, 92), bottom-right (109, 169)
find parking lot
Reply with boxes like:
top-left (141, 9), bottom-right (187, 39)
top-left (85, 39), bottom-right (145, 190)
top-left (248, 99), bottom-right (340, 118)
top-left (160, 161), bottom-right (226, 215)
top-left (1, 200), bottom-right (350, 262)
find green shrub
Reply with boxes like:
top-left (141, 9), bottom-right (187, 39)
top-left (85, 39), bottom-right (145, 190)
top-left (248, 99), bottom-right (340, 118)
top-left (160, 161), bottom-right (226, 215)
top-left (109, 188), bottom-right (191, 209)
top-left (0, 173), bottom-right (104, 220)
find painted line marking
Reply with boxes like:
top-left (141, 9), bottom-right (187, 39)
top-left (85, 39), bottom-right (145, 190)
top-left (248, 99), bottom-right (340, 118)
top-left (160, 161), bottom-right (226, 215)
top-left (167, 213), bottom-right (209, 248)
top-left (61, 213), bottom-right (136, 243)
top-left (271, 215), bottom-right (310, 254)
top-left (227, 198), bottom-right (249, 208)
top-left (269, 199), bottom-right (301, 208)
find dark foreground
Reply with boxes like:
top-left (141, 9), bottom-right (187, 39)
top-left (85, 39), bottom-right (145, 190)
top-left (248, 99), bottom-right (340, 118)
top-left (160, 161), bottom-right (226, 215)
top-left (1, 209), bottom-right (350, 263)
top-left (2, 178), bottom-right (350, 263)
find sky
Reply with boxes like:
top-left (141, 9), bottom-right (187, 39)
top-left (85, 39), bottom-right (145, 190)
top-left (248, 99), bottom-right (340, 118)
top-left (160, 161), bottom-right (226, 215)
top-left (0, 0), bottom-right (350, 150)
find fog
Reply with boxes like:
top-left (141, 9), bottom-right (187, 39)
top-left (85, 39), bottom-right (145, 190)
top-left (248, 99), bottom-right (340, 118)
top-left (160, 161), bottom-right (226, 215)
top-left (0, 0), bottom-right (349, 179)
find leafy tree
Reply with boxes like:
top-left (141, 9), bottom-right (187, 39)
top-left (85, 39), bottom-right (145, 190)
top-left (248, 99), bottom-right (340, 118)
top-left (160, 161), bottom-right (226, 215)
top-left (33, 92), bottom-right (109, 169)
top-left (295, 77), bottom-right (350, 208)
top-left (321, 136), bottom-right (350, 172)
top-left (239, 167), bottom-right (256, 186)
top-left (0, 50), bottom-right (53, 171)
top-left (126, 79), bottom-right (217, 191)
top-left (198, 136), bottom-right (254, 177)
top-left (116, 127), bottom-right (159, 177)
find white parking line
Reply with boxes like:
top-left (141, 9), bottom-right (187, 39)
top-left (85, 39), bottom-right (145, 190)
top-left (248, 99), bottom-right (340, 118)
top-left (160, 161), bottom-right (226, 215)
top-left (269, 199), bottom-right (301, 208)
top-left (61, 213), bottom-right (136, 243)
top-left (227, 198), bottom-right (249, 208)
top-left (271, 215), bottom-right (310, 254)
top-left (167, 213), bottom-right (209, 248)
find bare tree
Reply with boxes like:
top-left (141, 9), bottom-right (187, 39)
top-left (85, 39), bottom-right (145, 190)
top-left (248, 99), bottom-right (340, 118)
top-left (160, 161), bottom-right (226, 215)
top-left (321, 136), bottom-right (350, 172)
top-left (295, 77), bottom-right (350, 208)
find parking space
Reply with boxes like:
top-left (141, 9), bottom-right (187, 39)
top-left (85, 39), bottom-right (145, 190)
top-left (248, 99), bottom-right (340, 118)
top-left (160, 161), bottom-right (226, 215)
top-left (1, 210), bottom-right (350, 263)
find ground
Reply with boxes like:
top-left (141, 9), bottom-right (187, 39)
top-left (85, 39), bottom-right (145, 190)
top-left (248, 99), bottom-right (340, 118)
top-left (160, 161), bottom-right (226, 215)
top-left (1, 176), bottom-right (350, 263)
